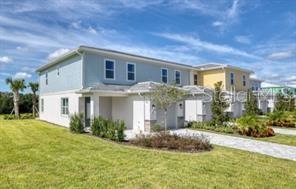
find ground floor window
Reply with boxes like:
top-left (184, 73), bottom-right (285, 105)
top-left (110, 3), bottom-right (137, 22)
top-left (41, 99), bottom-right (44, 112)
top-left (61, 98), bottom-right (69, 115)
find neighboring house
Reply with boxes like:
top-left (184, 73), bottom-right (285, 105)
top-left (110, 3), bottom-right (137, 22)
top-left (250, 78), bottom-right (263, 91)
top-left (37, 46), bottom-right (255, 133)
top-left (261, 82), bottom-right (296, 112)
top-left (192, 63), bottom-right (253, 92)
top-left (250, 78), bottom-right (268, 114)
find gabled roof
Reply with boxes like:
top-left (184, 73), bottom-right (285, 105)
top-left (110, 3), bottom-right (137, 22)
top-left (36, 45), bottom-right (194, 72)
top-left (194, 62), bottom-right (253, 73)
top-left (36, 45), bottom-right (254, 74)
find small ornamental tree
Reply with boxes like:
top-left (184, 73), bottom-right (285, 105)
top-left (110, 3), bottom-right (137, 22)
top-left (28, 82), bottom-right (39, 117)
top-left (5, 78), bottom-right (26, 119)
top-left (287, 91), bottom-right (295, 112)
top-left (275, 93), bottom-right (286, 112)
top-left (211, 81), bottom-right (229, 125)
top-left (149, 84), bottom-right (186, 131)
top-left (245, 89), bottom-right (258, 116)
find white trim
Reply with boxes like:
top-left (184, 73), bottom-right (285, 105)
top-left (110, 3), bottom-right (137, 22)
top-left (60, 97), bottom-right (69, 116)
top-left (40, 89), bottom-right (81, 96)
top-left (104, 58), bottom-right (116, 80)
top-left (174, 70), bottom-right (181, 85)
top-left (126, 62), bottom-right (136, 81)
top-left (161, 68), bottom-right (168, 83)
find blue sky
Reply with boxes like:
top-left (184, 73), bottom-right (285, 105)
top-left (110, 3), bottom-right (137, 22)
top-left (0, 0), bottom-right (295, 91)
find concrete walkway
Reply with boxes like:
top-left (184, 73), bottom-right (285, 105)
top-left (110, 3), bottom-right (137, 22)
top-left (171, 129), bottom-right (296, 161)
top-left (272, 127), bottom-right (296, 136)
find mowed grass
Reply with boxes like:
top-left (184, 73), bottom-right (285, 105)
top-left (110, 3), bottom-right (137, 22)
top-left (0, 119), bottom-right (296, 189)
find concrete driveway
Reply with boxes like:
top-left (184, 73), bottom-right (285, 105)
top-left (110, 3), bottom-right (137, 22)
top-left (171, 129), bottom-right (296, 161)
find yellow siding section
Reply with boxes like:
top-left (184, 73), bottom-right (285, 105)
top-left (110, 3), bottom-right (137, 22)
top-left (199, 69), bottom-right (226, 89)
top-left (225, 68), bottom-right (250, 91)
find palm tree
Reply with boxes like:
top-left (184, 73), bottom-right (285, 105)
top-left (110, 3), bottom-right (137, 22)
top-left (5, 78), bottom-right (26, 119)
top-left (28, 82), bottom-right (39, 117)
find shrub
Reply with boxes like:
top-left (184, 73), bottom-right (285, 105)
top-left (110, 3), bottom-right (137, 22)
top-left (189, 121), bottom-right (235, 134)
top-left (69, 113), bottom-right (84, 133)
top-left (117, 120), bottom-right (125, 142)
top-left (151, 124), bottom-right (162, 132)
top-left (266, 111), bottom-right (295, 128)
top-left (91, 116), bottom-right (125, 142)
top-left (130, 132), bottom-right (212, 152)
top-left (3, 114), bottom-right (14, 120)
top-left (236, 116), bottom-right (275, 137)
top-left (3, 113), bottom-right (34, 120)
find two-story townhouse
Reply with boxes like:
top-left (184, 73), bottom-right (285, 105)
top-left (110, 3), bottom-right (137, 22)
top-left (190, 63), bottom-right (253, 118)
top-left (37, 46), bottom-right (196, 133)
top-left (37, 46), bottom-right (256, 133)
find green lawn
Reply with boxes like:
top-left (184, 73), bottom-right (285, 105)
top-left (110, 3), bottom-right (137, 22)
top-left (1, 119), bottom-right (296, 188)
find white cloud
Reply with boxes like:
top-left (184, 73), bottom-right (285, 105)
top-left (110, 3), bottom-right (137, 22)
top-left (235, 35), bottom-right (251, 44)
top-left (267, 51), bottom-right (294, 60)
top-left (228, 0), bottom-right (240, 19)
top-left (118, 0), bottom-right (164, 9)
top-left (0, 56), bottom-right (13, 64)
top-left (88, 26), bottom-right (97, 34)
top-left (48, 48), bottom-right (70, 60)
top-left (13, 72), bottom-right (32, 79)
top-left (212, 21), bottom-right (224, 27)
top-left (0, 72), bottom-right (11, 77)
top-left (156, 33), bottom-right (260, 59)
top-left (71, 21), bottom-right (82, 29)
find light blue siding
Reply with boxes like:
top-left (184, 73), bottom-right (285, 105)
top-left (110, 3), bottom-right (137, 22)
top-left (39, 55), bottom-right (82, 94)
top-left (84, 52), bottom-right (191, 87)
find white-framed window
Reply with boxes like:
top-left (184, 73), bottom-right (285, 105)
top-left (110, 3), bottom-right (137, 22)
top-left (194, 74), bottom-right (198, 85)
top-left (161, 68), bottom-right (168, 83)
top-left (175, 70), bottom-right (181, 85)
top-left (242, 75), bottom-right (246, 86)
top-left (104, 59), bottom-right (115, 80)
top-left (126, 63), bottom-right (136, 81)
top-left (230, 72), bottom-right (234, 85)
top-left (57, 66), bottom-right (60, 76)
top-left (45, 72), bottom-right (48, 85)
top-left (61, 98), bottom-right (69, 115)
top-left (41, 99), bottom-right (44, 112)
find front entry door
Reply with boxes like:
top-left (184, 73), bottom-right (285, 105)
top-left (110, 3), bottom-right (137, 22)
top-left (85, 97), bottom-right (91, 127)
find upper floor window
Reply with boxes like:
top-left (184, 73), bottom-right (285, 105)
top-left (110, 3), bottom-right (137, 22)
top-left (41, 99), bottom-right (44, 112)
top-left (57, 66), bottom-right (60, 76)
top-left (230, 72), bottom-right (234, 85)
top-left (175, 70), bottom-right (181, 85)
top-left (104, 59), bottom-right (115, 80)
top-left (161, 68), bottom-right (168, 83)
top-left (45, 72), bottom-right (48, 85)
top-left (61, 98), bottom-right (69, 115)
top-left (242, 75), bottom-right (246, 86)
top-left (127, 63), bottom-right (136, 81)
top-left (194, 74), bottom-right (198, 85)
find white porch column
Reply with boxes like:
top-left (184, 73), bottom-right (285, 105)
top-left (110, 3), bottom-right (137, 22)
top-left (90, 95), bottom-right (100, 119)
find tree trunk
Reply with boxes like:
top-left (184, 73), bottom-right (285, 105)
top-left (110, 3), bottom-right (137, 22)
top-left (164, 110), bottom-right (167, 132)
top-left (14, 91), bottom-right (20, 119)
top-left (32, 93), bottom-right (36, 117)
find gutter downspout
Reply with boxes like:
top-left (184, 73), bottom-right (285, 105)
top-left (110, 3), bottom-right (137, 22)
top-left (75, 49), bottom-right (84, 90)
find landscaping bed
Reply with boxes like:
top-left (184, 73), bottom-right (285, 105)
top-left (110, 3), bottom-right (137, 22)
top-left (129, 132), bottom-right (213, 152)
top-left (188, 116), bottom-right (275, 138)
